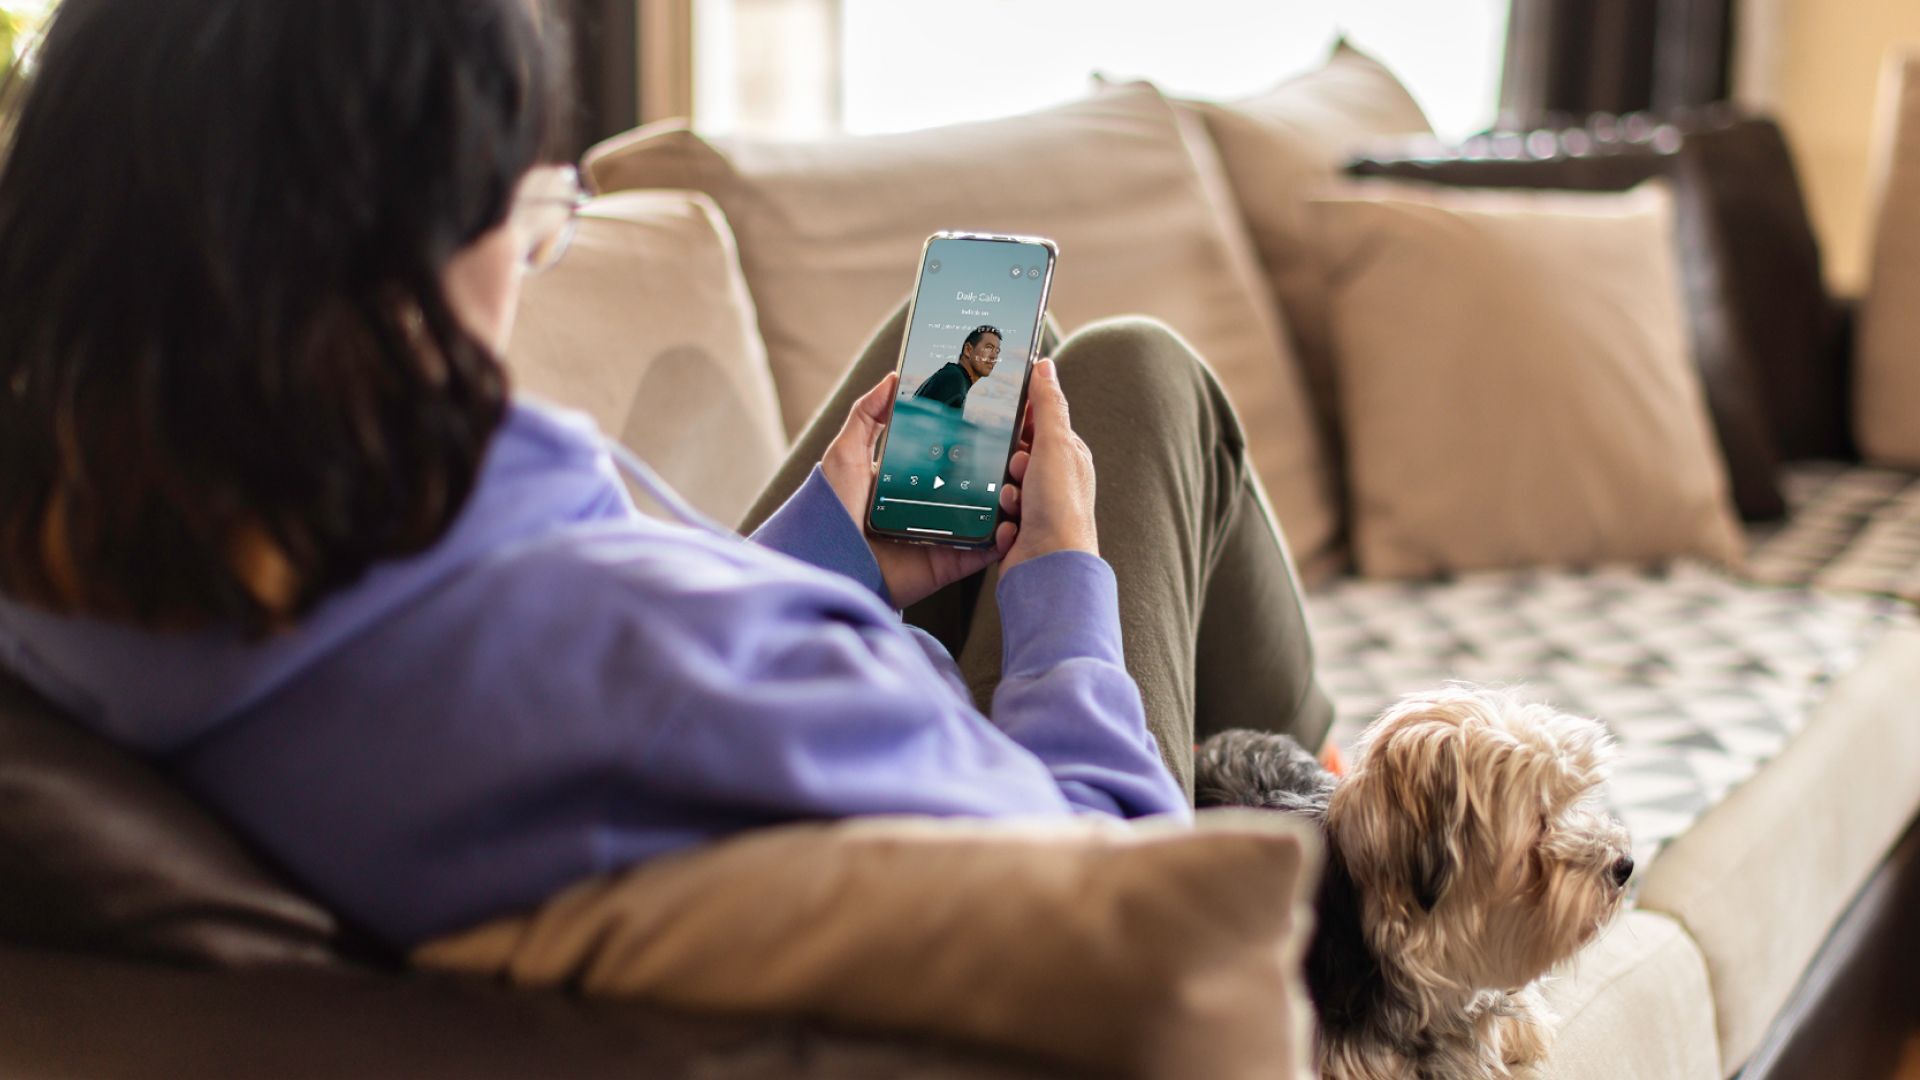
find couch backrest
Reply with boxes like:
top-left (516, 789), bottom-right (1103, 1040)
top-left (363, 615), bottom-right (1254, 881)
top-left (1856, 50), bottom-right (1920, 469)
top-left (506, 190), bottom-right (787, 529)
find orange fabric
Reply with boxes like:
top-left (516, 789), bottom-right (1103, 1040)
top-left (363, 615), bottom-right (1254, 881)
top-left (1319, 741), bottom-right (1347, 778)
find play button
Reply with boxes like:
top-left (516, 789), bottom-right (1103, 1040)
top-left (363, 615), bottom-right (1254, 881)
top-left (932, 476), bottom-right (945, 489)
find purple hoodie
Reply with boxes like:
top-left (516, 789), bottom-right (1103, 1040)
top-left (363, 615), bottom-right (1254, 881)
top-left (0, 398), bottom-right (1188, 947)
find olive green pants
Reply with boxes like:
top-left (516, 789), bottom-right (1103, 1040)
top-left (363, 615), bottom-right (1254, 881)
top-left (741, 305), bottom-right (1332, 796)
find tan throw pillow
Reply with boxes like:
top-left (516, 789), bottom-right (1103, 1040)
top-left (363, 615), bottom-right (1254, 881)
top-left (1857, 49), bottom-right (1920, 468)
top-left (1311, 181), bottom-right (1745, 579)
top-left (1182, 42), bottom-right (1434, 447)
top-left (585, 83), bottom-right (1339, 570)
top-left (508, 191), bottom-right (786, 529)
top-left (414, 812), bottom-right (1319, 1080)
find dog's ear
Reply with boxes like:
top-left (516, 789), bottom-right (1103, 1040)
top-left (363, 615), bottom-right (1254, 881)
top-left (1409, 768), bottom-right (1458, 912)
top-left (1388, 719), bottom-right (1468, 915)
top-left (1331, 704), bottom-right (1475, 918)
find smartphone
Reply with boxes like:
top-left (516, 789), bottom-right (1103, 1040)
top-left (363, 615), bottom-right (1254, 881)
top-left (866, 232), bottom-right (1058, 547)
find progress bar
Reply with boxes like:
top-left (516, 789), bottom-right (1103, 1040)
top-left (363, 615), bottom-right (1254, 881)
top-left (906, 527), bottom-right (955, 536)
top-left (878, 496), bottom-right (991, 512)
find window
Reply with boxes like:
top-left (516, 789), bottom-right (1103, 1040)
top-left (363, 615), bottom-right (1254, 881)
top-left (1, 0), bottom-right (58, 74)
top-left (693, 0), bottom-right (1508, 142)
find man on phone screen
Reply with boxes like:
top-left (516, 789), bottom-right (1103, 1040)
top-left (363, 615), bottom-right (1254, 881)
top-left (911, 325), bottom-right (1001, 410)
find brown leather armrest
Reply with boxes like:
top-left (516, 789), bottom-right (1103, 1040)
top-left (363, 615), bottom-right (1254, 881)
top-left (0, 672), bottom-right (1051, 1079)
top-left (0, 942), bottom-right (1051, 1080)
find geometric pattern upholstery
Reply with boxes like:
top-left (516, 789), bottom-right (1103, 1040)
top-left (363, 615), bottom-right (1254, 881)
top-left (1746, 462), bottom-right (1920, 604)
top-left (1309, 560), bottom-right (1913, 872)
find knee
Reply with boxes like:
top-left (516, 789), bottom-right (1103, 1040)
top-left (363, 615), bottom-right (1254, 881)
top-left (1052, 317), bottom-right (1201, 391)
top-left (1050, 316), bottom-right (1245, 457)
top-left (1056, 317), bottom-right (1223, 412)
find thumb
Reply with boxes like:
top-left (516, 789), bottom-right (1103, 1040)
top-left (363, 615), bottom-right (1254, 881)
top-left (1026, 358), bottom-right (1069, 438)
top-left (850, 371), bottom-right (898, 426)
top-left (837, 372), bottom-right (897, 451)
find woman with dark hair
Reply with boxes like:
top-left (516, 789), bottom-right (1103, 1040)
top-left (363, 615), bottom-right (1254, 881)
top-left (0, 0), bottom-right (1330, 950)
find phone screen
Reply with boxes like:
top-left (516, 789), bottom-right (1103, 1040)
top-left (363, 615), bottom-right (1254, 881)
top-left (867, 234), bottom-right (1055, 545)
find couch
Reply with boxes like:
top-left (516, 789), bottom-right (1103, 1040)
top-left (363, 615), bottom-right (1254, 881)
top-left (6, 43), bottom-right (1920, 1079)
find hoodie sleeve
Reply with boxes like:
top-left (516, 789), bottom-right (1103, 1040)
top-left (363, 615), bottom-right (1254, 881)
top-left (584, 538), bottom-right (1188, 825)
top-left (747, 466), bottom-right (890, 604)
top-left (987, 551), bottom-right (1187, 818)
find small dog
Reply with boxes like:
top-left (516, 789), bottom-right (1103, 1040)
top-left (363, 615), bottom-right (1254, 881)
top-left (1195, 686), bottom-right (1633, 1080)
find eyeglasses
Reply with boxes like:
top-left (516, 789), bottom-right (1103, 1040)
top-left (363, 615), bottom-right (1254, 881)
top-left (513, 166), bottom-right (589, 273)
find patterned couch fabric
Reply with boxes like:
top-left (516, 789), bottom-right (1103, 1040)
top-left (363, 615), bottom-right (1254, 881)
top-left (1309, 559), bottom-right (1914, 871)
top-left (1745, 462), bottom-right (1920, 604)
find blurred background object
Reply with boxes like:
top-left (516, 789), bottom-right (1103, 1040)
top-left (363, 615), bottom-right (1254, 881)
top-left (1497, 0), bottom-right (1733, 129)
top-left (1735, 0), bottom-right (1920, 291)
top-left (0, 0), bottom-right (54, 79)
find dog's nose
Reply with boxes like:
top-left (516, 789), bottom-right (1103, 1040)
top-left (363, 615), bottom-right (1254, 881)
top-left (1611, 856), bottom-right (1635, 887)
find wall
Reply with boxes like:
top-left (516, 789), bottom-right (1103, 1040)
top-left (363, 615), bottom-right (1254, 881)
top-left (1738, 0), bottom-right (1920, 294)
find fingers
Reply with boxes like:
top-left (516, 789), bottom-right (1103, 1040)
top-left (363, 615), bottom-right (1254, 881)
top-left (999, 480), bottom-right (1020, 518)
top-left (948, 543), bottom-right (1001, 577)
top-left (995, 520), bottom-right (1017, 555)
top-left (1023, 355), bottom-right (1050, 442)
top-left (1008, 449), bottom-right (1029, 484)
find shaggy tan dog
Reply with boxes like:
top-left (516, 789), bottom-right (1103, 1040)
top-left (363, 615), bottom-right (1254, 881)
top-left (1195, 686), bottom-right (1633, 1079)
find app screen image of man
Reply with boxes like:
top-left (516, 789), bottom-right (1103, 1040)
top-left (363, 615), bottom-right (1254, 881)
top-left (872, 237), bottom-right (1047, 540)
top-left (911, 325), bottom-right (1000, 409)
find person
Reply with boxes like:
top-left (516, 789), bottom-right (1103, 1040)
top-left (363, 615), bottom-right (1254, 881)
top-left (911, 324), bottom-right (1000, 409)
top-left (0, 0), bottom-right (1331, 951)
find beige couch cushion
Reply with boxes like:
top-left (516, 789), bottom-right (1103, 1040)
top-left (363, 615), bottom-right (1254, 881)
top-left (1856, 49), bottom-right (1920, 468)
top-left (415, 812), bottom-right (1318, 1080)
top-left (585, 83), bottom-right (1339, 569)
top-left (1534, 910), bottom-right (1721, 1080)
top-left (507, 190), bottom-right (785, 528)
top-left (1182, 42), bottom-right (1433, 445)
top-left (1634, 623), bottom-right (1920, 1072)
top-left (1311, 181), bottom-right (1745, 579)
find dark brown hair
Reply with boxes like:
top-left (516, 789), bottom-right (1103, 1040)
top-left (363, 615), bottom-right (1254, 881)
top-left (0, 0), bottom-right (565, 635)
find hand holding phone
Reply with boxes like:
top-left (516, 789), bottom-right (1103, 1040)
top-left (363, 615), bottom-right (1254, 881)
top-left (820, 352), bottom-right (1100, 603)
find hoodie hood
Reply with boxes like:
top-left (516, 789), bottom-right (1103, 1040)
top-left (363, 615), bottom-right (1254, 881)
top-left (0, 399), bottom-right (636, 754)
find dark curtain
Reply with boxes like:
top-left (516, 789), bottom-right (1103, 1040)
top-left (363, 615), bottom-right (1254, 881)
top-left (550, 0), bottom-right (639, 160)
top-left (1499, 0), bottom-right (1735, 130)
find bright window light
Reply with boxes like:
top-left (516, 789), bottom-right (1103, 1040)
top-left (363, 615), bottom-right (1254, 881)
top-left (697, 0), bottom-right (1508, 143)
